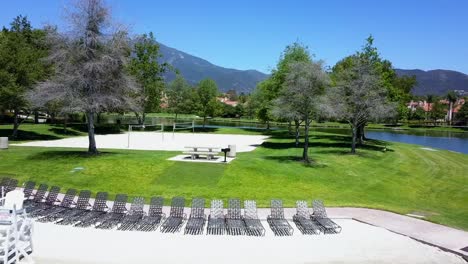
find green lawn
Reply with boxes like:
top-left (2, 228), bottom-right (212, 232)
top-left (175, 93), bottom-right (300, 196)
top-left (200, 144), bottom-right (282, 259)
top-left (0, 126), bottom-right (467, 230)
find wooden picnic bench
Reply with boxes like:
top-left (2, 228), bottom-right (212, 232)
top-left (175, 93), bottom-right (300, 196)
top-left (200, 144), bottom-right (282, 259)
top-left (183, 146), bottom-right (221, 160)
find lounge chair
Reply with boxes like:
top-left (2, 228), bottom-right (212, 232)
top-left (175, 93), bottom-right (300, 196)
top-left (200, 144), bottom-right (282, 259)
top-left (26, 186), bottom-right (61, 215)
top-left (136, 197), bottom-right (165, 231)
top-left (22, 181), bottom-right (36, 200)
top-left (23, 183), bottom-right (48, 208)
top-left (184, 198), bottom-right (206, 235)
top-left (73, 192), bottom-right (109, 227)
top-left (267, 199), bottom-right (293, 236)
top-left (243, 200), bottom-right (265, 236)
top-left (206, 199), bottom-right (225, 235)
top-left (3, 178), bottom-right (18, 196)
top-left (53, 190), bottom-right (93, 225)
top-left (226, 198), bottom-right (245, 235)
top-left (117, 196), bottom-right (145, 231)
top-left (312, 200), bottom-right (341, 234)
top-left (34, 188), bottom-right (77, 219)
top-left (95, 194), bottom-right (128, 229)
top-left (160, 197), bottom-right (187, 233)
top-left (293, 200), bottom-right (321, 235)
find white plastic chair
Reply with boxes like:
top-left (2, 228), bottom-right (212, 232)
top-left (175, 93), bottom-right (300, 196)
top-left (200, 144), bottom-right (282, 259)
top-left (0, 190), bottom-right (25, 212)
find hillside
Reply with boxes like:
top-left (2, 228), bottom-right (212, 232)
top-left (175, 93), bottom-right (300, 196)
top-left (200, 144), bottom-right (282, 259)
top-left (159, 43), bottom-right (268, 93)
top-left (157, 43), bottom-right (468, 96)
top-left (395, 69), bottom-right (468, 96)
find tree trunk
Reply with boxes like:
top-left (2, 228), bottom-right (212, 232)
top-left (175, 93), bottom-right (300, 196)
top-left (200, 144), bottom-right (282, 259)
top-left (134, 112), bottom-right (142, 125)
top-left (142, 112), bottom-right (146, 125)
top-left (449, 102), bottom-right (453, 125)
top-left (294, 119), bottom-right (300, 147)
top-left (203, 116), bottom-right (206, 128)
top-left (86, 111), bottom-right (98, 154)
top-left (34, 111), bottom-right (39, 124)
top-left (357, 124), bottom-right (366, 146)
top-left (97, 112), bottom-right (101, 124)
top-left (63, 115), bottom-right (68, 134)
top-left (12, 109), bottom-right (20, 139)
top-left (266, 120), bottom-right (270, 130)
top-left (351, 125), bottom-right (357, 154)
top-left (175, 113), bottom-right (178, 123)
top-left (288, 121), bottom-right (292, 135)
top-left (302, 118), bottom-right (310, 163)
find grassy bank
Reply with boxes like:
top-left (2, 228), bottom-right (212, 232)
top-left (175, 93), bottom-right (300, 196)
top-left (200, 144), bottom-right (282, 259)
top-left (0, 127), bottom-right (466, 230)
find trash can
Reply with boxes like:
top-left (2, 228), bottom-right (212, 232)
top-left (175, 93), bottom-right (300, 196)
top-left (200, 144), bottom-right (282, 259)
top-left (227, 144), bottom-right (236, 157)
top-left (0, 137), bottom-right (8, 150)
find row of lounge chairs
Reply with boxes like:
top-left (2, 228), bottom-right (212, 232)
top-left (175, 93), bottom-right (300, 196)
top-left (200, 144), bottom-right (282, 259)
top-left (1, 178), bottom-right (341, 236)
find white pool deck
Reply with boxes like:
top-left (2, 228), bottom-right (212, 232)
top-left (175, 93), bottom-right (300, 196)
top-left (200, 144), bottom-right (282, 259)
top-left (14, 132), bottom-right (268, 152)
top-left (31, 217), bottom-right (466, 264)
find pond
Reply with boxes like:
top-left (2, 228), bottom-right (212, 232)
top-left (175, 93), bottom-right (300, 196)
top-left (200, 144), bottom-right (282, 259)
top-left (313, 127), bottom-right (468, 154)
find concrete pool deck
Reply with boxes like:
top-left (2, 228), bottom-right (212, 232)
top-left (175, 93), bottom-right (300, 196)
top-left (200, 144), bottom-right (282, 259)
top-left (27, 193), bottom-right (468, 263)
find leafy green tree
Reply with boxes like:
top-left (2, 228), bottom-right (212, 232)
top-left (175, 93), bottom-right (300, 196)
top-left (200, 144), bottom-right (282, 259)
top-left (0, 15), bottom-right (50, 138)
top-left (410, 107), bottom-right (426, 123)
top-left (252, 42), bottom-right (312, 130)
top-left (234, 104), bottom-right (244, 118)
top-left (128, 32), bottom-right (169, 124)
top-left (275, 60), bottom-right (329, 163)
top-left (327, 56), bottom-right (395, 154)
top-left (429, 101), bottom-right (446, 125)
top-left (166, 75), bottom-right (194, 121)
top-left (455, 103), bottom-right (468, 125)
top-left (196, 78), bottom-right (218, 127)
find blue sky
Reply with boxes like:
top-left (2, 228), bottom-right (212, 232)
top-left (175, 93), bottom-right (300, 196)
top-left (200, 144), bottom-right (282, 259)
top-left (2, 0), bottom-right (467, 74)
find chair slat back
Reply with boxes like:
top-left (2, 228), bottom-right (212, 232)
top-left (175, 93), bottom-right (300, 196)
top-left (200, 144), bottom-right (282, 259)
top-left (312, 199), bottom-right (327, 218)
top-left (33, 184), bottom-right (48, 202)
top-left (129, 197), bottom-right (145, 216)
top-left (270, 199), bottom-right (285, 219)
top-left (75, 190), bottom-right (92, 210)
top-left (92, 192), bottom-right (108, 212)
top-left (148, 197), bottom-right (164, 217)
top-left (227, 198), bottom-right (242, 219)
top-left (210, 199), bottom-right (224, 219)
top-left (244, 200), bottom-right (258, 219)
top-left (44, 186), bottom-right (61, 205)
top-left (5, 178), bottom-right (18, 193)
top-left (111, 194), bottom-right (128, 213)
top-left (296, 200), bottom-right (310, 218)
top-left (169, 197), bottom-right (185, 218)
top-left (23, 181), bottom-right (36, 198)
top-left (61, 189), bottom-right (77, 208)
top-left (191, 198), bottom-right (205, 218)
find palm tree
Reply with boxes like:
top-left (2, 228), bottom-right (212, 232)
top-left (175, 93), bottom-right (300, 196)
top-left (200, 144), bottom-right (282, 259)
top-left (446, 91), bottom-right (458, 125)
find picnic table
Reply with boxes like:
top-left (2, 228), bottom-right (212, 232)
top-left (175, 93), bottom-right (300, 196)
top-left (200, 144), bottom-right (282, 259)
top-left (183, 146), bottom-right (221, 160)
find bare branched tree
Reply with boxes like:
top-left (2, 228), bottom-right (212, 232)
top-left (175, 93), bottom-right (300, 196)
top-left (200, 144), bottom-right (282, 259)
top-left (324, 57), bottom-right (395, 154)
top-left (30, 0), bottom-right (140, 154)
top-left (274, 61), bottom-right (329, 163)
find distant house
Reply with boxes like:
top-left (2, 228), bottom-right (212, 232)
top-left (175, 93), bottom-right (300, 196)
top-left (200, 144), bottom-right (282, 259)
top-left (407, 99), bottom-right (465, 120)
top-left (217, 96), bottom-right (239, 107)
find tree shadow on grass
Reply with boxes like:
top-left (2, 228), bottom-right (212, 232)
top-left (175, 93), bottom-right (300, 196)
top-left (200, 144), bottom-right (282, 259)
top-left (263, 155), bottom-right (328, 168)
top-left (27, 150), bottom-right (117, 160)
top-left (66, 123), bottom-right (122, 135)
top-left (0, 129), bottom-right (60, 141)
top-left (48, 128), bottom-right (82, 136)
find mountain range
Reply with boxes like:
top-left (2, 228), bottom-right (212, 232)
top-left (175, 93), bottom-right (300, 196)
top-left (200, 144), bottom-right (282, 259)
top-left (159, 43), bottom-right (468, 96)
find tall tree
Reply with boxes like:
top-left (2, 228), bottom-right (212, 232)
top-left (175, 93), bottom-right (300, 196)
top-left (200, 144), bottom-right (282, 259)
top-left (446, 90), bottom-right (458, 125)
top-left (0, 15), bottom-right (50, 138)
top-left (166, 74), bottom-right (193, 121)
top-left (127, 32), bottom-right (169, 124)
top-left (275, 61), bottom-right (329, 163)
top-left (326, 56), bottom-right (395, 154)
top-left (252, 42), bottom-right (312, 131)
top-left (31, 0), bottom-right (140, 154)
top-left (196, 78), bottom-right (218, 127)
